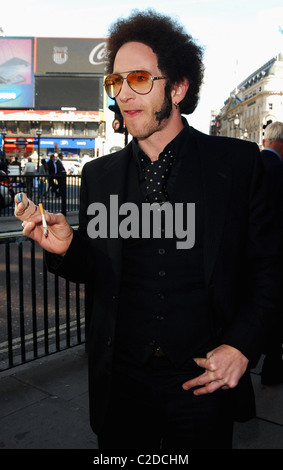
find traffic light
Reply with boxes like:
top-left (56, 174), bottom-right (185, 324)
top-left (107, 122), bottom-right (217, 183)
top-left (109, 100), bottom-right (125, 134)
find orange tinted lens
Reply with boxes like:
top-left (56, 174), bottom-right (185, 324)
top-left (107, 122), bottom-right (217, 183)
top-left (105, 75), bottom-right (122, 98)
top-left (127, 71), bottom-right (152, 94)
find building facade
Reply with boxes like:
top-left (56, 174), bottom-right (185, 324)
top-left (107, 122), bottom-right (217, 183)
top-left (216, 53), bottom-right (283, 147)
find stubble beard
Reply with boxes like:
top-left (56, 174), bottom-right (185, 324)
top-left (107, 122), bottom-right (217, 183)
top-left (125, 85), bottom-right (173, 140)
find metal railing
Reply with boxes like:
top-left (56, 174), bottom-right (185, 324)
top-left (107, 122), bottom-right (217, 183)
top-left (0, 173), bottom-right (81, 216)
top-left (0, 231), bottom-right (86, 371)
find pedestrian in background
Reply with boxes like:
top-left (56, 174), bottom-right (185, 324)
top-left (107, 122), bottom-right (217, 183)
top-left (47, 154), bottom-right (60, 197)
top-left (260, 121), bottom-right (283, 385)
top-left (38, 158), bottom-right (49, 199)
top-left (0, 158), bottom-right (8, 173)
top-left (56, 153), bottom-right (66, 197)
top-left (10, 156), bottom-right (21, 174)
top-left (23, 157), bottom-right (35, 198)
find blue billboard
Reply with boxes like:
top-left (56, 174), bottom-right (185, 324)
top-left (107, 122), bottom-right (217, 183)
top-left (40, 138), bottom-right (95, 149)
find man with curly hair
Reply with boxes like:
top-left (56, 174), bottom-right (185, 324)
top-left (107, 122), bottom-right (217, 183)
top-left (15, 10), bottom-right (282, 450)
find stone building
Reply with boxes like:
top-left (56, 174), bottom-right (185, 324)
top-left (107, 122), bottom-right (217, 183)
top-left (216, 53), bottom-right (283, 147)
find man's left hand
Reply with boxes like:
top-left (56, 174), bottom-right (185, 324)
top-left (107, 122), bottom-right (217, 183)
top-left (182, 344), bottom-right (249, 395)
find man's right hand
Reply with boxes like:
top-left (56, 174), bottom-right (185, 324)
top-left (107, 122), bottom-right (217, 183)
top-left (14, 194), bottom-right (73, 256)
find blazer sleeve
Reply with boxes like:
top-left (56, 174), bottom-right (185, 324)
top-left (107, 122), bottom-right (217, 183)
top-left (220, 148), bottom-right (283, 366)
top-left (45, 165), bottom-right (96, 284)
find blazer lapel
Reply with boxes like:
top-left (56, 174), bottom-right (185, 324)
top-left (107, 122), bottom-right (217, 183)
top-left (194, 131), bottom-right (232, 285)
top-left (98, 145), bottom-right (133, 280)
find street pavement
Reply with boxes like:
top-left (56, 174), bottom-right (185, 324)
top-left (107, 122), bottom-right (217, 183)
top-left (0, 345), bottom-right (97, 450)
top-left (1, 345), bottom-right (283, 450)
top-left (1, 213), bottom-right (283, 450)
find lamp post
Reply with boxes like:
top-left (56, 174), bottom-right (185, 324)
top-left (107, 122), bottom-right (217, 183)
top-left (233, 114), bottom-right (240, 129)
top-left (36, 128), bottom-right (42, 171)
top-left (233, 115), bottom-right (249, 140)
top-left (1, 128), bottom-right (7, 161)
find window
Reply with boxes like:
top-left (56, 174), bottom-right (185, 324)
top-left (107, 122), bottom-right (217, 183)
top-left (18, 122), bottom-right (29, 134)
top-left (73, 122), bottom-right (85, 136)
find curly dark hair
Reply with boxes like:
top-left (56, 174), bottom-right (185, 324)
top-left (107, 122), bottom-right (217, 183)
top-left (106, 9), bottom-right (205, 115)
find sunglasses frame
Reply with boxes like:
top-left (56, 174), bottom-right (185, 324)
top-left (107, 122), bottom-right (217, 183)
top-left (104, 70), bottom-right (167, 98)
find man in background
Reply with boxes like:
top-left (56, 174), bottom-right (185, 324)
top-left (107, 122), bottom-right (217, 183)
top-left (47, 154), bottom-right (60, 197)
top-left (261, 121), bottom-right (283, 385)
top-left (56, 152), bottom-right (66, 197)
top-left (23, 157), bottom-right (35, 198)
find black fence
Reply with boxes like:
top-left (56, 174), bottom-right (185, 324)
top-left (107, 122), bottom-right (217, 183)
top-left (0, 232), bottom-right (86, 371)
top-left (0, 173), bottom-right (81, 216)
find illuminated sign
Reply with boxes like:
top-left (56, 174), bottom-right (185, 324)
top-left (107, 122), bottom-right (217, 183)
top-left (36, 38), bottom-right (107, 74)
top-left (40, 138), bottom-right (95, 149)
top-left (0, 38), bottom-right (34, 108)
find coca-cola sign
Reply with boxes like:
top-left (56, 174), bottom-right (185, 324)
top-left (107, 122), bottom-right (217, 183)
top-left (36, 38), bottom-right (107, 74)
top-left (89, 42), bottom-right (107, 65)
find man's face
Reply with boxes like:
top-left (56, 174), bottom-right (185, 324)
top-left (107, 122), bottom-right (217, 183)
top-left (113, 42), bottom-right (172, 140)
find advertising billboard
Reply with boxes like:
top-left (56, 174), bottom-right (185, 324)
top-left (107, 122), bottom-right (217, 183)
top-left (35, 38), bottom-right (107, 74)
top-left (0, 38), bottom-right (34, 108)
top-left (40, 138), bottom-right (95, 149)
top-left (35, 75), bottom-right (103, 111)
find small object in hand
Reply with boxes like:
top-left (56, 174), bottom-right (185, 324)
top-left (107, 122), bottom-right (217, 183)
top-left (16, 193), bottom-right (23, 203)
top-left (38, 203), bottom-right (48, 237)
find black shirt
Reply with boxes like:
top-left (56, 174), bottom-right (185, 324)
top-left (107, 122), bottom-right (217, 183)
top-left (114, 122), bottom-right (214, 367)
top-left (132, 118), bottom-right (190, 202)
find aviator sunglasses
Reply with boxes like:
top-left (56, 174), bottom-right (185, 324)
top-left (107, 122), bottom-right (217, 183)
top-left (104, 70), bottom-right (167, 99)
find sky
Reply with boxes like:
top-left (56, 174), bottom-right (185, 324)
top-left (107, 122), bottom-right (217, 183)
top-left (1, 0), bottom-right (283, 132)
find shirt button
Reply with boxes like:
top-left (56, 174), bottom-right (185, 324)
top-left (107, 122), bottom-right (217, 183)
top-left (158, 248), bottom-right (165, 255)
top-left (156, 315), bottom-right (164, 321)
top-left (159, 270), bottom-right (166, 277)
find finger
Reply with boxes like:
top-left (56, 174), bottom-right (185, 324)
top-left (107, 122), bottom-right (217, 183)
top-left (194, 356), bottom-right (217, 372)
top-left (44, 211), bottom-right (66, 226)
top-left (182, 371), bottom-right (210, 390)
top-left (193, 380), bottom-right (224, 396)
top-left (193, 357), bottom-right (206, 368)
top-left (22, 220), bottom-right (37, 237)
top-left (16, 203), bottom-right (39, 221)
top-left (15, 200), bottom-right (25, 215)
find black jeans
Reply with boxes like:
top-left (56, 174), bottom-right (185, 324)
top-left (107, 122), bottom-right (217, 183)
top-left (98, 352), bottom-right (233, 450)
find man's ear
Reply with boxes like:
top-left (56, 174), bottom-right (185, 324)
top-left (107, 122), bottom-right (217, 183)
top-left (171, 77), bottom-right (189, 105)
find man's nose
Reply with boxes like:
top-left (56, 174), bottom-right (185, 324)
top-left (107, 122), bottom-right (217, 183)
top-left (118, 78), bottom-right (135, 100)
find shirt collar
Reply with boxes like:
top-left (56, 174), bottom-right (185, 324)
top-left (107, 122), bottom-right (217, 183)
top-left (133, 117), bottom-right (189, 165)
top-left (264, 147), bottom-right (281, 159)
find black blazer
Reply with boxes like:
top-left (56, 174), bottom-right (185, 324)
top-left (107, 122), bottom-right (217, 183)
top-left (47, 159), bottom-right (57, 175)
top-left (261, 149), bottom-right (283, 229)
top-left (47, 126), bottom-right (282, 432)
